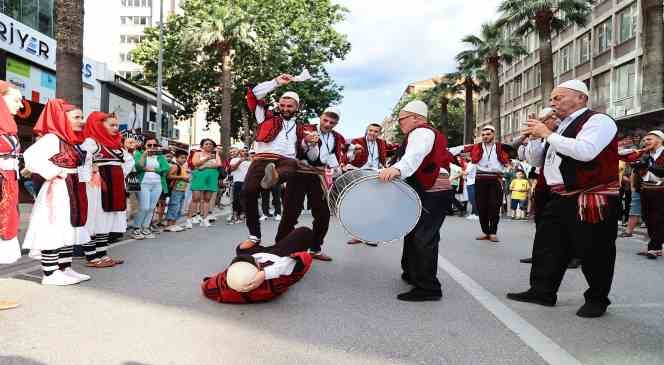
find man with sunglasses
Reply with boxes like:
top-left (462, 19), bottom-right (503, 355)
top-left (243, 74), bottom-right (318, 246)
top-left (449, 125), bottom-right (512, 243)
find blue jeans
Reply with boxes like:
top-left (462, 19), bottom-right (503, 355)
top-left (166, 190), bottom-right (186, 221)
top-left (133, 181), bottom-right (163, 229)
top-left (467, 184), bottom-right (478, 215)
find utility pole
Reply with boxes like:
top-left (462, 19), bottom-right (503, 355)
top-left (156, 0), bottom-right (164, 141)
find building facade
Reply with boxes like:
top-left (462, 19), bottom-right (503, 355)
top-left (476, 0), bottom-right (664, 143)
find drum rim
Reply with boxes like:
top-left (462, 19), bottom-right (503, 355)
top-left (330, 174), bottom-right (422, 244)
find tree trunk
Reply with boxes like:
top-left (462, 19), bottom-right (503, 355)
top-left (463, 78), bottom-right (475, 144)
top-left (641, 0), bottom-right (664, 111)
top-left (241, 104), bottom-right (254, 148)
top-left (440, 95), bottom-right (449, 134)
top-left (219, 46), bottom-right (233, 157)
top-left (487, 60), bottom-right (501, 141)
top-left (538, 27), bottom-right (554, 104)
top-left (55, 0), bottom-right (84, 106)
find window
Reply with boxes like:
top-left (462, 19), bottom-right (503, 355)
top-left (553, 52), bottom-right (559, 76)
top-left (560, 44), bottom-right (572, 73)
top-left (592, 71), bottom-right (610, 107)
top-left (577, 32), bottom-right (591, 64)
top-left (618, 3), bottom-right (637, 43)
top-left (595, 19), bottom-right (612, 53)
top-left (514, 75), bottom-right (522, 97)
top-left (523, 68), bottom-right (532, 91)
top-left (0, 0), bottom-right (55, 36)
top-left (614, 61), bottom-right (635, 100)
top-left (505, 81), bottom-right (512, 101)
top-left (533, 64), bottom-right (541, 87)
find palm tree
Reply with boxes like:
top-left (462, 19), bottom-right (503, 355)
top-left (55, 0), bottom-right (84, 106)
top-left (184, 1), bottom-right (255, 154)
top-left (498, 0), bottom-right (592, 100)
top-left (460, 21), bottom-right (525, 141)
top-left (454, 52), bottom-right (487, 143)
top-left (641, 0), bottom-right (664, 111)
top-left (422, 76), bottom-right (462, 134)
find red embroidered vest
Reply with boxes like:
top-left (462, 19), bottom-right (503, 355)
top-left (397, 125), bottom-right (451, 191)
top-left (350, 137), bottom-right (388, 168)
top-left (300, 126), bottom-right (348, 166)
top-left (467, 143), bottom-right (511, 165)
top-left (246, 87), bottom-right (307, 145)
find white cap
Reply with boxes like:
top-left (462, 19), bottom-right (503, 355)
top-left (323, 106), bottom-right (341, 120)
top-left (231, 142), bottom-right (245, 149)
top-left (557, 80), bottom-right (589, 97)
top-left (646, 130), bottom-right (664, 140)
top-left (401, 100), bottom-right (428, 118)
top-left (482, 125), bottom-right (496, 132)
top-left (226, 261), bottom-right (259, 292)
top-left (280, 91), bottom-right (300, 105)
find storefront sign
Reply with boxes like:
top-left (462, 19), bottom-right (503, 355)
top-left (0, 13), bottom-right (56, 70)
top-left (5, 56), bottom-right (56, 104)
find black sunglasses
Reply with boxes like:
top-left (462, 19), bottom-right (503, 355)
top-left (146, 144), bottom-right (158, 147)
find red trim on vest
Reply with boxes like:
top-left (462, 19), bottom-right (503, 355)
top-left (402, 125), bottom-right (451, 190)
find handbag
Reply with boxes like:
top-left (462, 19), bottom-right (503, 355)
top-left (125, 171), bottom-right (141, 192)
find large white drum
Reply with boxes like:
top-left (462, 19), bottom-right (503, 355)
top-left (328, 169), bottom-right (421, 243)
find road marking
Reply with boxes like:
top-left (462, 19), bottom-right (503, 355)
top-left (611, 303), bottom-right (664, 309)
top-left (438, 255), bottom-right (582, 365)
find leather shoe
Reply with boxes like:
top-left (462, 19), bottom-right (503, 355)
top-left (397, 288), bottom-right (442, 302)
top-left (311, 252), bottom-right (332, 262)
top-left (401, 273), bottom-right (412, 285)
top-left (476, 235), bottom-right (489, 240)
top-left (519, 257), bottom-right (533, 264)
top-left (567, 258), bottom-right (581, 269)
top-left (364, 242), bottom-right (378, 247)
top-left (347, 238), bottom-right (362, 245)
top-left (488, 235), bottom-right (500, 243)
top-left (506, 290), bottom-right (556, 307)
top-left (576, 302), bottom-right (608, 318)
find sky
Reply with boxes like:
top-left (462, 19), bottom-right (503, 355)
top-left (326, 0), bottom-right (502, 138)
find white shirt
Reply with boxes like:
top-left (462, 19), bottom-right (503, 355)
top-left (304, 126), bottom-right (340, 168)
top-left (392, 128), bottom-right (435, 179)
top-left (643, 146), bottom-right (664, 183)
top-left (524, 107), bottom-right (617, 186)
top-left (252, 80), bottom-right (298, 158)
top-left (465, 162), bottom-right (477, 185)
top-left (142, 156), bottom-right (162, 184)
top-left (252, 252), bottom-right (297, 280)
top-left (230, 157), bottom-right (251, 182)
top-left (363, 139), bottom-right (381, 169)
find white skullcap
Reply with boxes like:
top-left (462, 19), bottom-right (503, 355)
top-left (646, 130), bottom-right (664, 140)
top-left (482, 125), bottom-right (496, 132)
top-left (226, 261), bottom-right (259, 292)
top-left (557, 80), bottom-right (589, 97)
top-left (280, 91), bottom-right (300, 105)
top-left (323, 106), bottom-right (341, 120)
top-left (231, 142), bottom-right (245, 149)
top-left (401, 100), bottom-right (428, 118)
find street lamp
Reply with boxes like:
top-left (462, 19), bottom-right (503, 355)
top-left (155, 0), bottom-right (164, 141)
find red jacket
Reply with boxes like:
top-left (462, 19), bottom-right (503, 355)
top-left (463, 143), bottom-right (511, 166)
top-left (246, 87), bottom-right (308, 146)
top-left (398, 125), bottom-right (452, 190)
top-left (201, 252), bottom-right (313, 304)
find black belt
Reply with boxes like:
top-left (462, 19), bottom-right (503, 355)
top-left (0, 154), bottom-right (18, 160)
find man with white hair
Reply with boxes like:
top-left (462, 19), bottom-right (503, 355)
top-left (379, 100), bottom-right (453, 302)
top-left (507, 80), bottom-right (619, 318)
top-left (243, 74), bottom-right (318, 245)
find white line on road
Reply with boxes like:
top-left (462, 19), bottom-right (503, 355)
top-left (438, 255), bottom-right (583, 365)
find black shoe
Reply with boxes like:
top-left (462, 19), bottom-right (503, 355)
top-left (519, 257), bottom-right (533, 264)
top-left (567, 258), bottom-right (581, 269)
top-left (646, 252), bottom-right (658, 260)
top-left (401, 273), bottom-right (412, 285)
top-left (364, 242), bottom-right (378, 247)
top-left (506, 290), bottom-right (556, 307)
top-left (397, 288), bottom-right (442, 302)
top-left (576, 302), bottom-right (608, 318)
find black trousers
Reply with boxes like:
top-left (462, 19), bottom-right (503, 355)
top-left (232, 181), bottom-right (244, 215)
top-left (641, 189), bottom-right (664, 251)
top-left (475, 177), bottom-right (502, 235)
top-left (236, 227), bottom-right (315, 257)
top-left (275, 173), bottom-right (329, 251)
top-left (401, 190), bottom-right (452, 293)
top-left (529, 195), bottom-right (618, 305)
top-left (261, 184), bottom-right (282, 216)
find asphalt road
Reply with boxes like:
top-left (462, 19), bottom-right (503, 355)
top-left (1, 214), bottom-right (663, 365)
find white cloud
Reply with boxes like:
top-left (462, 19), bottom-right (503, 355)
top-left (327, 0), bottom-right (502, 137)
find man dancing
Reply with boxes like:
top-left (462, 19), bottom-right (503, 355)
top-left (274, 107), bottom-right (347, 262)
top-left (243, 74), bottom-right (316, 244)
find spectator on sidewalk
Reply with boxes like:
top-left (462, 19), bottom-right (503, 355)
top-left (164, 150), bottom-right (190, 232)
top-left (132, 137), bottom-right (170, 239)
top-left (465, 157), bottom-right (479, 220)
top-left (509, 170), bottom-right (530, 220)
top-left (228, 148), bottom-right (251, 224)
top-left (185, 139), bottom-right (222, 228)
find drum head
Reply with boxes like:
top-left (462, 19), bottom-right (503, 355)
top-left (337, 178), bottom-right (420, 243)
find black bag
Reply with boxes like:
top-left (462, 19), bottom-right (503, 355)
top-left (125, 171), bottom-right (141, 192)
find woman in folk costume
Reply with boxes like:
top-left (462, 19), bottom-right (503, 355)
top-left (0, 81), bottom-right (24, 310)
top-left (80, 112), bottom-right (133, 268)
top-left (22, 99), bottom-right (90, 286)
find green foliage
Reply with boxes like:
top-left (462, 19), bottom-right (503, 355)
top-left (459, 21), bottom-right (526, 65)
top-left (498, 0), bottom-right (593, 36)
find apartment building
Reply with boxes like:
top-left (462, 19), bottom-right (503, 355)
top-left (476, 0), bottom-right (664, 142)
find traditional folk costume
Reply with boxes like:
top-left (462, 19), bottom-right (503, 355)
top-left (243, 80), bottom-right (309, 243)
top-left (0, 89), bottom-right (21, 265)
top-left (22, 99), bottom-right (90, 285)
top-left (274, 109), bottom-right (347, 260)
top-left (348, 135), bottom-right (396, 169)
top-left (201, 227), bottom-right (315, 304)
top-left (450, 132), bottom-right (511, 240)
top-left (392, 101), bottom-right (453, 301)
top-left (511, 99), bottom-right (619, 317)
top-left (80, 112), bottom-right (133, 267)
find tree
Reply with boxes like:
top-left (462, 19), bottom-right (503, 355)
top-left (422, 76), bottom-right (462, 135)
top-left (454, 51), bottom-right (487, 144)
top-left (55, 0), bottom-right (84, 106)
top-left (460, 21), bottom-right (525, 141)
top-left (498, 0), bottom-right (592, 100)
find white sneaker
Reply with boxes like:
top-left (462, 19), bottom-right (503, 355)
top-left (274, 214), bottom-right (282, 222)
top-left (192, 215), bottom-right (202, 225)
top-left (259, 215), bottom-right (269, 221)
top-left (467, 214), bottom-right (479, 220)
top-left (132, 229), bottom-right (145, 240)
top-left (183, 219), bottom-right (193, 229)
top-left (164, 225), bottom-right (184, 232)
top-left (142, 229), bottom-right (156, 239)
top-left (42, 270), bottom-right (81, 286)
top-left (226, 215), bottom-right (234, 223)
top-left (201, 219), bottom-right (212, 227)
top-left (63, 268), bottom-right (91, 282)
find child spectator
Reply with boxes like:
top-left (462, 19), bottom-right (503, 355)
top-left (509, 170), bottom-right (530, 220)
top-left (164, 150), bottom-right (190, 232)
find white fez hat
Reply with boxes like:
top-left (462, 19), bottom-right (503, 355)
top-left (323, 106), bottom-right (341, 120)
top-left (401, 100), bottom-right (428, 118)
top-left (557, 80), bottom-right (589, 97)
top-left (226, 261), bottom-right (259, 292)
top-left (280, 91), bottom-right (300, 105)
top-left (646, 130), bottom-right (664, 140)
top-left (482, 125), bottom-right (496, 132)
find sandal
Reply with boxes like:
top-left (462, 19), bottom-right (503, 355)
top-left (101, 256), bottom-right (124, 265)
top-left (85, 259), bottom-right (115, 268)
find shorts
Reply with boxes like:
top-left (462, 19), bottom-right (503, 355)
top-left (190, 168), bottom-right (220, 192)
top-left (629, 191), bottom-right (641, 216)
top-left (510, 198), bottom-right (528, 210)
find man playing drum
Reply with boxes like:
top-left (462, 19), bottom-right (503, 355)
top-left (379, 100), bottom-right (453, 302)
top-left (243, 74), bottom-right (318, 245)
top-left (274, 107), bottom-right (348, 262)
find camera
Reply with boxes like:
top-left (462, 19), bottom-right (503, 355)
top-left (631, 156), bottom-right (651, 170)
